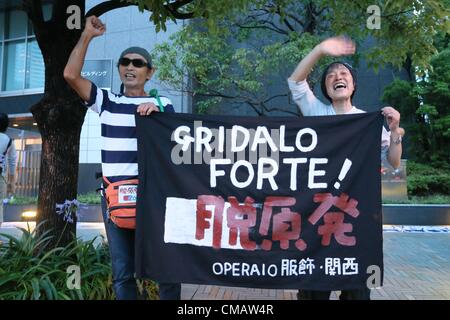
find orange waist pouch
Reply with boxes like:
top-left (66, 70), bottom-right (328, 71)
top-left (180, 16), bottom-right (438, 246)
top-left (103, 177), bottom-right (138, 229)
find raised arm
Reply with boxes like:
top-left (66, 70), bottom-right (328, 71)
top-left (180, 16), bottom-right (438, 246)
top-left (382, 107), bottom-right (403, 168)
top-left (289, 36), bottom-right (356, 82)
top-left (64, 16), bottom-right (106, 102)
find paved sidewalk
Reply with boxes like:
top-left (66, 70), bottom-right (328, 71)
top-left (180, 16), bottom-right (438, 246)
top-left (1, 223), bottom-right (449, 300)
top-left (180, 232), bottom-right (450, 300)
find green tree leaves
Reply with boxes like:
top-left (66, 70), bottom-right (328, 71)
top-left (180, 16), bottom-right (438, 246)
top-left (150, 0), bottom-right (449, 114)
top-left (382, 45), bottom-right (450, 168)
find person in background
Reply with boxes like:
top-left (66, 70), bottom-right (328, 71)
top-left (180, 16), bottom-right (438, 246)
top-left (0, 113), bottom-right (17, 227)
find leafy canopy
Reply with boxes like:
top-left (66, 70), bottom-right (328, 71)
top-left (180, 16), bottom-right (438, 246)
top-left (150, 0), bottom-right (449, 114)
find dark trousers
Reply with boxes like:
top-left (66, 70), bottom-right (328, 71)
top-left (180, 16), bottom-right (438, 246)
top-left (298, 288), bottom-right (371, 300)
top-left (102, 199), bottom-right (181, 300)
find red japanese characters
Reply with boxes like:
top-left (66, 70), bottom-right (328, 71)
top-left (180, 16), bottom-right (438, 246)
top-left (195, 193), bottom-right (360, 250)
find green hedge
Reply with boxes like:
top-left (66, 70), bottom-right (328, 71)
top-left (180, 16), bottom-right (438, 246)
top-left (6, 166), bottom-right (450, 204)
top-left (8, 192), bottom-right (101, 205)
top-left (407, 161), bottom-right (450, 196)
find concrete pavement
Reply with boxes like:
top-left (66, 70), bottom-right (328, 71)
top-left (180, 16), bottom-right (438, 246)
top-left (1, 222), bottom-right (449, 300)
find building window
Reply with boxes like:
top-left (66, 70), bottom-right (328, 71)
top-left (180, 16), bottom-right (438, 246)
top-left (0, 6), bottom-right (50, 93)
top-left (4, 40), bottom-right (26, 91)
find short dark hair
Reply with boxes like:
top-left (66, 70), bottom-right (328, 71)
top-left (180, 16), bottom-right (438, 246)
top-left (0, 113), bottom-right (9, 132)
top-left (320, 61), bottom-right (357, 103)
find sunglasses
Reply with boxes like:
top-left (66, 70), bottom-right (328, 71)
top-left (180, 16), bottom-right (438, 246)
top-left (118, 57), bottom-right (151, 68)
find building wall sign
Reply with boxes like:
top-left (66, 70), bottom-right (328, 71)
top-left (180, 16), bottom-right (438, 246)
top-left (81, 59), bottom-right (113, 89)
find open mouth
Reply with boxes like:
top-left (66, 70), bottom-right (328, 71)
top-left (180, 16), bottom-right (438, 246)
top-left (125, 73), bottom-right (136, 80)
top-left (333, 82), bottom-right (347, 90)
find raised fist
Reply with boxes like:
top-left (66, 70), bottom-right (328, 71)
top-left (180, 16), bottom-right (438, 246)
top-left (83, 16), bottom-right (106, 38)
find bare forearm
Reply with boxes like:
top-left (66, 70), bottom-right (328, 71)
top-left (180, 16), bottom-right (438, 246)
top-left (64, 33), bottom-right (92, 79)
top-left (289, 46), bottom-right (324, 82)
top-left (64, 33), bottom-right (94, 101)
top-left (387, 132), bottom-right (402, 168)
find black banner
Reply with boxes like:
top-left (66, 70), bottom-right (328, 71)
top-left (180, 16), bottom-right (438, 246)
top-left (135, 112), bottom-right (383, 291)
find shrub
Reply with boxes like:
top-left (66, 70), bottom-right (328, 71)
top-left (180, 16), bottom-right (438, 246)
top-left (0, 223), bottom-right (113, 300)
top-left (0, 223), bottom-right (158, 300)
top-left (407, 161), bottom-right (450, 196)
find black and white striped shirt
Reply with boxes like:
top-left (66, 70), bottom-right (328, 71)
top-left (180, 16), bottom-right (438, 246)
top-left (86, 82), bottom-right (175, 182)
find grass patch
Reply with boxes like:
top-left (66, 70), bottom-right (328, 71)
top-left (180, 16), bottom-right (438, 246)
top-left (7, 192), bottom-right (101, 205)
top-left (77, 192), bottom-right (101, 205)
top-left (7, 196), bottom-right (38, 205)
top-left (383, 194), bottom-right (450, 204)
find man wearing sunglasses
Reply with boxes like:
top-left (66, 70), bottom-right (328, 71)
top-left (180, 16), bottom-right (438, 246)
top-left (64, 15), bottom-right (180, 300)
top-left (287, 36), bottom-right (403, 300)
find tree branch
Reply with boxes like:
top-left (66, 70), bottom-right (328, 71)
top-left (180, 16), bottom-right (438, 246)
top-left (262, 105), bottom-right (300, 116)
top-left (285, 12), bottom-right (304, 28)
top-left (86, 0), bottom-right (135, 17)
top-left (263, 93), bottom-right (290, 104)
top-left (184, 81), bottom-right (295, 116)
top-left (272, 4), bottom-right (295, 32)
top-left (165, 10), bottom-right (194, 19)
top-left (234, 22), bottom-right (289, 35)
top-left (86, 0), bottom-right (194, 19)
top-left (196, 91), bottom-right (238, 99)
top-left (245, 101), bottom-right (263, 116)
top-left (282, 17), bottom-right (295, 32)
top-left (382, 9), bottom-right (416, 18)
top-left (235, 7), bottom-right (290, 35)
top-left (22, 0), bottom-right (45, 29)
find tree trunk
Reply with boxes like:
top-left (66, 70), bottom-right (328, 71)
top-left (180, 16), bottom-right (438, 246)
top-left (32, 98), bottom-right (86, 247)
top-left (23, 0), bottom-right (191, 247)
top-left (26, 0), bottom-right (87, 247)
